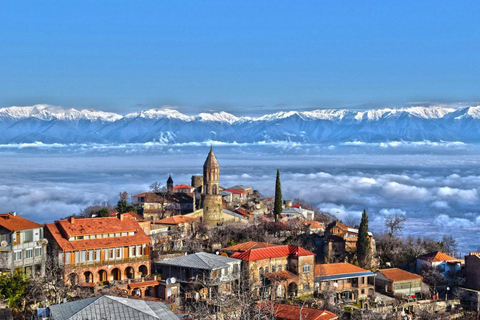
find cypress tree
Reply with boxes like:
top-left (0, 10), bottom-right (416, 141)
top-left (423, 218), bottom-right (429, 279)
top-left (274, 169), bottom-right (282, 222)
top-left (356, 209), bottom-right (371, 268)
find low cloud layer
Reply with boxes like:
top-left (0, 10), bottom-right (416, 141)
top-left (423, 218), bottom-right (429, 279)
top-left (0, 144), bottom-right (479, 254)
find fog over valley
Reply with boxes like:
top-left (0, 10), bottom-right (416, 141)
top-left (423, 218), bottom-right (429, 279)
top-left (1, 142), bottom-right (479, 254)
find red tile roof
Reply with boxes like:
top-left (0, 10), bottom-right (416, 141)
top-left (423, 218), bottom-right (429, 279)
top-left (222, 241), bottom-right (282, 252)
top-left (315, 263), bottom-right (369, 277)
top-left (305, 221), bottom-right (325, 229)
top-left (231, 245), bottom-right (314, 261)
top-left (155, 215), bottom-right (197, 225)
top-left (45, 216), bottom-right (151, 252)
top-left (128, 280), bottom-right (159, 289)
top-left (132, 192), bottom-right (148, 198)
top-left (0, 213), bottom-right (42, 232)
top-left (173, 184), bottom-right (194, 190)
top-left (235, 209), bottom-right (250, 216)
top-left (259, 302), bottom-right (338, 320)
top-left (224, 189), bottom-right (245, 195)
top-left (417, 251), bottom-right (462, 263)
top-left (291, 204), bottom-right (301, 208)
top-left (378, 268), bottom-right (423, 282)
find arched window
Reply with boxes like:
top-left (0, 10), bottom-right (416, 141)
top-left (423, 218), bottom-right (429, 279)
top-left (259, 267), bottom-right (263, 277)
top-left (213, 185), bottom-right (217, 195)
top-left (272, 266), bottom-right (276, 273)
top-left (265, 266), bottom-right (269, 273)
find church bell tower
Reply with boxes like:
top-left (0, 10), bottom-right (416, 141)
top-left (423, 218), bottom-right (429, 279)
top-left (202, 148), bottom-right (223, 226)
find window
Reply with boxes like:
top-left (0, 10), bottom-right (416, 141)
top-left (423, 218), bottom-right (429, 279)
top-left (25, 248), bottom-right (33, 259)
top-left (14, 250), bottom-right (22, 261)
top-left (80, 251), bottom-right (86, 262)
top-left (69, 237), bottom-right (74, 241)
top-left (265, 266), bottom-right (269, 273)
top-left (303, 264), bottom-right (311, 273)
top-left (278, 265), bottom-right (282, 272)
top-left (116, 248), bottom-right (121, 259)
top-left (285, 264), bottom-right (289, 271)
top-left (130, 246), bottom-right (136, 257)
top-left (91, 234), bottom-right (96, 239)
top-left (95, 249), bottom-right (101, 261)
top-left (136, 245), bottom-right (142, 256)
top-left (129, 231), bottom-right (135, 236)
top-left (272, 266), bottom-right (276, 272)
top-left (122, 232), bottom-right (128, 236)
top-left (115, 233), bottom-right (120, 237)
top-left (233, 264), bottom-right (239, 274)
top-left (304, 282), bottom-right (310, 290)
top-left (35, 247), bottom-right (41, 257)
top-left (84, 235), bottom-right (90, 240)
top-left (97, 234), bottom-right (102, 239)
top-left (77, 236), bottom-right (83, 240)
top-left (104, 234), bottom-right (108, 238)
top-left (109, 249), bottom-right (114, 260)
top-left (109, 233), bottom-right (114, 238)
top-left (259, 267), bottom-right (263, 277)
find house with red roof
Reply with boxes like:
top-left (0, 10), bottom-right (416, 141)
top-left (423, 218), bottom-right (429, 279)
top-left (227, 243), bottom-right (315, 298)
top-left (374, 268), bottom-right (423, 298)
top-left (45, 215), bottom-right (156, 298)
top-left (173, 184), bottom-right (196, 194)
top-left (416, 251), bottom-right (464, 283)
top-left (258, 301), bottom-right (338, 320)
top-left (315, 263), bottom-right (375, 303)
top-left (0, 212), bottom-right (47, 277)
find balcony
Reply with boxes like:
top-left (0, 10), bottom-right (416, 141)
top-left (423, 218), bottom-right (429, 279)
top-left (63, 255), bottom-right (150, 268)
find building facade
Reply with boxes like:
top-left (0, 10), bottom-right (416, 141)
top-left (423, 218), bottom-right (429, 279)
top-left (0, 213), bottom-right (47, 277)
top-left (45, 215), bottom-right (156, 297)
top-left (315, 262), bottom-right (375, 303)
top-left (229, 244), bottom-right (315, 299)
top-left (374, 268), bottom-right (423, 298)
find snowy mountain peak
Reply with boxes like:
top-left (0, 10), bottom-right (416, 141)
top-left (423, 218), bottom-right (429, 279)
top-left (0, 104), bottom-right (122, 122)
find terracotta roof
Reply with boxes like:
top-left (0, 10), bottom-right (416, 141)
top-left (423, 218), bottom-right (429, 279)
top-left (132, 192), bottom-right (148, 198)
top-left (263, 270), bottom-right (298, 281)
top-left (231, 245), bottom-right (314, 262)
top-left (235, 209), bottom-right (250, 216)
top-left (173, 184), bottom-right (194, 190)
top-left (155, 215), bottom-right (197, 225)
top-left (378, 268), bottom-right (423, 282)
top-left (222, 241), bottom-right (282, 252)
top-left (121, 211), bottom-right (146, 222)
top-left (0, 213), bottom-right (42, 232)
top-left (291, 204), bottom-right (301, 208)
top-left (417, 251), bottom-right (462, 263)
top-left (45, 216), bottom-right (151, 252)
top-left (327, 220), bottom-right (349, 231)
top-left (224, 189), bottom-right (245, 195)
top-left (315, 263), bottom-right (369, 277)
top-left (259, 302), bottom-right (338, 320)
top-left (305, 221), bottom-right (325, 229)
top-left (128, 280), bottom-right (159, 289)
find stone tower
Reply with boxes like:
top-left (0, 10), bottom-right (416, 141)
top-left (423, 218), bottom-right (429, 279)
top-left (166, 174), bottom-right (173, 194)
top-left (202, 148), bottom-right (223, 226)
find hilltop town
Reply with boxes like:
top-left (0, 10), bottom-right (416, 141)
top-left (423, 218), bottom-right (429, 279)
top-left (0, 149), bottom-right (478, 320)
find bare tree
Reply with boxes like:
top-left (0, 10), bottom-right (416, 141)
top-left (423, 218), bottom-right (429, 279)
top-left (385, 213), bottom-right (407, 236)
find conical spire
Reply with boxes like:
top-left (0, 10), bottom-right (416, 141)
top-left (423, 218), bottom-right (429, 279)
top-left (204, 148), bottom-right (219, 168)
top-left (167, 174), bottom-right (173, 184)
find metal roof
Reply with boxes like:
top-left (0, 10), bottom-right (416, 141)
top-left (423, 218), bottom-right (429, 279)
top-left (47, 295), bottom-right (179, 320)
top-left (154, 252), bottom-right (240, 271)
top-left (315, 271), bottom-right (376, 282)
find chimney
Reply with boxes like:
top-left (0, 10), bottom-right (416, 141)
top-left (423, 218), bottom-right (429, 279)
top-left (69, 217), bottom-right (75, 224)
top-left (11, 212), bottom-right (16, 216)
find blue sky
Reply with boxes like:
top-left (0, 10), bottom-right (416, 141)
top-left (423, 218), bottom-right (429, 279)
top-left (1, 1), bottom-right (479, 115)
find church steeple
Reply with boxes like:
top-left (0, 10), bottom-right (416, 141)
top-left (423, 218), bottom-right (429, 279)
top-left (202, 148), bottom-right (223, 226)
top-left (167, 174), bottom-right (173, 194)
top-left (203, 148), bottom-right (219, 195)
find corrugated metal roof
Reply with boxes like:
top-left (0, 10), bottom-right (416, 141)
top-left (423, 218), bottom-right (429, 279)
top-left (47, 295), bottom-right (179, 320)
top-left (154, 252), bottom-right (240, 270)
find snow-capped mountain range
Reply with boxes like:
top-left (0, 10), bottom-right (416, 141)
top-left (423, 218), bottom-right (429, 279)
top-left (1, 104), bottom-right (480, 144)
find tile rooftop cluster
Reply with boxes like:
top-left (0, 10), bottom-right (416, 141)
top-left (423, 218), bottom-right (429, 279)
top-left (231, 245), bottom-right (314, 261)
top-left (0, 213), bottom-right (43, 231)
